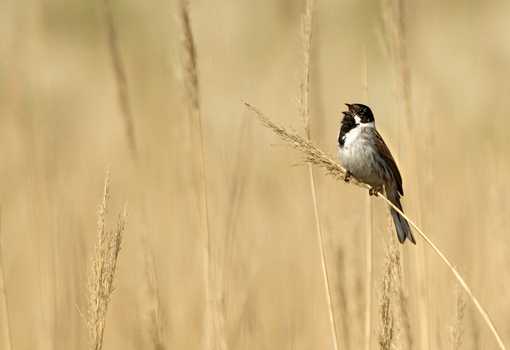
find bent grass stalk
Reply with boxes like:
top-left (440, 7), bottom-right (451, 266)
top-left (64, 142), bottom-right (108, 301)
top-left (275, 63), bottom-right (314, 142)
top-left (243, 101), bottom-right (508, 350)
top-left (297, 1), bottom-right (339, 350)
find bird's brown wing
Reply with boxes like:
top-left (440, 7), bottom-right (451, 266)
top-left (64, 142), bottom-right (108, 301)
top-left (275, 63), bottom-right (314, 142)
top-left (371, 128), bottom-right (404, 196)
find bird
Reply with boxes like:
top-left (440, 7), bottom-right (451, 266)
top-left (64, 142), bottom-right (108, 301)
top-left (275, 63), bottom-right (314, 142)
top-left (337, 103), bottom-right (415, 244)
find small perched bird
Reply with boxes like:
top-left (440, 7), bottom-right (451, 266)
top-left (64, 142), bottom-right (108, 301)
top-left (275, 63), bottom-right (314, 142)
top-left (337, 103), bottom-right (415, 244)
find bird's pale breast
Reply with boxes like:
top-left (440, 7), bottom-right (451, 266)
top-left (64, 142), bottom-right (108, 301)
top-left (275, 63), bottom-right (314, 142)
top-left (337, 125), bottom-right (389, 188)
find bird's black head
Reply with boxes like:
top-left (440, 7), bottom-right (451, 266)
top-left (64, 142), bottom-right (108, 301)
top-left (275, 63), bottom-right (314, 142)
top-left (345, 103), bottom-right (374, 124)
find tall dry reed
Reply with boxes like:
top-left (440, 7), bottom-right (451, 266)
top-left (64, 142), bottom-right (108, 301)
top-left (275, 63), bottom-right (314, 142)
top-left (296, 0), bottom-right (339, 349)
top-left (96, 0), bottom-right (165, 347)
top-left (361, 45), bottom-right (374, 350)
top-left (380, 0), bottom-right (429, 346)
top-left (86, 166), bottom-right (130, 350)
top-left (142, 230), bottom-right (165, 350)
top-left (178, 1), bottom-right (226, 349)
top-left (0, 208), bottom-right (12, 350)
top-left (96, 0), bottom-right (138, 161)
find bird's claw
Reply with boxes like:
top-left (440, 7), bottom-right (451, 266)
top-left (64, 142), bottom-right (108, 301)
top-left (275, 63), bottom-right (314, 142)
top-left (369, 187), bottom-right (381, 196)
top-left (344, 171), bottom-right (352, 183)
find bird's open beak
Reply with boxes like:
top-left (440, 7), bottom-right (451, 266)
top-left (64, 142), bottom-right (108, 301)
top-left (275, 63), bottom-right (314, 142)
top-left (345, 103), bottom-right (354, 112)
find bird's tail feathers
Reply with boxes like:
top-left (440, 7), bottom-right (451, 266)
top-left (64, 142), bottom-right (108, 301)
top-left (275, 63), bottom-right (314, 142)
top-left (387, 191), bottom-right (416, 244)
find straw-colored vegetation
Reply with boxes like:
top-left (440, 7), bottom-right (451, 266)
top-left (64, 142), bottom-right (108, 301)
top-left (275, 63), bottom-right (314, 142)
top-left (1, 0), bottom-right (510, 349)
top-left (86, 166), bottom-right (130, 350)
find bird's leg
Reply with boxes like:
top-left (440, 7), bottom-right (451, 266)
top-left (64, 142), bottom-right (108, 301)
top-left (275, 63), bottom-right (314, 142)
top-left (369, 186), bottom-right (381, 196)
top-left (344, 170), bottom-right (352, 183)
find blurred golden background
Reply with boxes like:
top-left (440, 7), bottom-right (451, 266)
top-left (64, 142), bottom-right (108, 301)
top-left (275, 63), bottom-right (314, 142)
top-left (1, 0), bottom-right (510, 349)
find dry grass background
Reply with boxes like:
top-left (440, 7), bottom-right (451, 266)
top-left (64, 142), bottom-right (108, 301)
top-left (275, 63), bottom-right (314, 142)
top-left (1, 0), bottom-right (510, 349)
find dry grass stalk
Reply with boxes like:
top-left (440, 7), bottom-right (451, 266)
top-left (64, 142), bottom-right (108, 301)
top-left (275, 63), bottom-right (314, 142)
top-left (96, 1), bottom-right (165, 347)
top-left (298, 0), bottom-right (314, 138)
top-left (244, 102), bottom-right (508, 350)
top-left (381, 0), bottom-right (428, 348)
top-left (296, 1), bottom-right (339, 350)
top-left (178, 0), bottom-right (208, 235)
top-left (179, 0), bottom-right (199, 111)
top-left (178, 0), bottom-right (199, 110)
top-left (223, 117), bottom-right (253, 273)
top-left (448, 284), bottom-right (467, 350)
top-left (97, 0), bottom-right (138, 161)
top-left (361, 45), bottom-right (373, 350)
top-left (381, 0), bottom-right (412, 125)
top-left (365, 197), bottom-right (374, 350)
top-left (86, 166), bottom-right (130, 350)
top-left (178, 2), bottom-right (226, 349)
top-left (142, 229), bottom-right (165, 350)
top-left (221, 121), bottom-right (254, 349)
top-left (0, 208), bottom-right (13, 350)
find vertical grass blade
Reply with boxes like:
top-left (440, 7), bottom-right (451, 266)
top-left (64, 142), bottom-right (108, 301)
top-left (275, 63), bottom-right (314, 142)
top-left (297, 2), bottom-right (339, 348)
top-left (0, 209), bottom-right (13, 350)
top-left (178, 1), bottom-right (224, 349)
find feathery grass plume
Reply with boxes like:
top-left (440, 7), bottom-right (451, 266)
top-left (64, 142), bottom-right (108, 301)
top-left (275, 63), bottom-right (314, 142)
top-left (381, 0), bottom-right (412, 125)
top-left (375, 237), bottom-right (398, 350)
top-left (448, 283), bottom-right (467, 350)
top-left (383, 206), bottom-right (413, 350)
top-left (244, 102), bottom-right (363, 186)
top-left (178, 2), bottom-right (225, 349)
top-left (244, 101), bottom-right (508, 350)
top-left (296, 1), bottom-right (339, 350)
top-left (179, 0), bottom-right (199, 111)
top-left (178, 0), bottom-right (207, 234)
top-left (0, 208), bottom-right (13, 350)
top-left (298, 0), bottom-right (314, 137)
top-left (86, 166), bottom-right (130, 350)
top-left (96, 0), bottom-right (166, 348)
top-left (396, 263), bottom-right (413, 350)
top-left (375, 229), bottom-right (410, 350)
